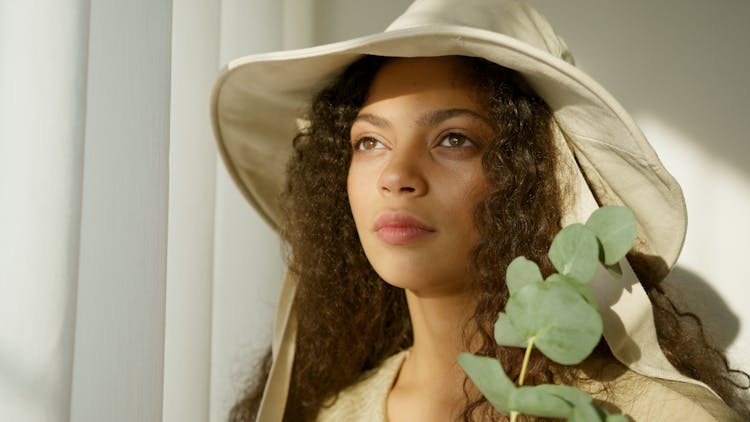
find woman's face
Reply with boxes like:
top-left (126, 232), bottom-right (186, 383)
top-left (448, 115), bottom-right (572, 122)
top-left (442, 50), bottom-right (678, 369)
top-left (347, 56), bottom-right (493, 296)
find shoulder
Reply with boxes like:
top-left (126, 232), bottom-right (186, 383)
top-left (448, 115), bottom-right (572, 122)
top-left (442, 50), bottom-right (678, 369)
top-left (578, 358), bottom-right (742, 421)
top-left (316, 350), bottom-right (409, 422)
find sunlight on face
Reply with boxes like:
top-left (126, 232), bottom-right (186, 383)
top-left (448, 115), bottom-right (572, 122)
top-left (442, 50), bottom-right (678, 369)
top-left (347, 56), bottom-right (493, 297)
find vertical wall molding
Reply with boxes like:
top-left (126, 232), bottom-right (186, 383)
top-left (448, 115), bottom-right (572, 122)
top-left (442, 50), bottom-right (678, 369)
top-left (69, 1), bottom-right (173, 420)
top-left (162, 0), bottom-right (220, 421)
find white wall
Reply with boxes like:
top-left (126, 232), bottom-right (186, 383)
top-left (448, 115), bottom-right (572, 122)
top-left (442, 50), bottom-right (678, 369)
top-left (0, 1), bottom-right (89, 420)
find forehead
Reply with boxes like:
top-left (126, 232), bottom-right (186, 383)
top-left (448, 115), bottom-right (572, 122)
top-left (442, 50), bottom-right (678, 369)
top-left (362, 56), bottom-right (483, 110)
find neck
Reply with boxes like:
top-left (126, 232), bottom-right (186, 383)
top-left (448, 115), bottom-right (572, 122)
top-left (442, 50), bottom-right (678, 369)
top-left (398, 288), bottom-right (475, 392)
top-left (386, 287), bottom-right (483, 421)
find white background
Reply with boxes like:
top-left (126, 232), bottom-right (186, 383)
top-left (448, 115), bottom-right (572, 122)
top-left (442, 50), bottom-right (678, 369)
top-left (0, 1), bottom-right (747, 421)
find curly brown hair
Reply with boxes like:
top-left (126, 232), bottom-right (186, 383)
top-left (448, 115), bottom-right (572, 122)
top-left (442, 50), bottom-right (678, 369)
top-left (228, 55), bottom-right (749, 421)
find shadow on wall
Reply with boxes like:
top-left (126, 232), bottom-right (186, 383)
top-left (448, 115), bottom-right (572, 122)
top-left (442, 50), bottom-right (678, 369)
top-left (529, 0), bottom-right (750, 178)
top-left (662, 265), bottom-right (740, 353)
top-left (662, 265), bottom-right (750, 397)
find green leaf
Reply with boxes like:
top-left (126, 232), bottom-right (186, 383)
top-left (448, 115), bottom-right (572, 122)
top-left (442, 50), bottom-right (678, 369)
top-left (585, 206), bottom-right (637, 266)
top-left (494, 312), bottom-right (528, 348)
top-left (459, 361), bottom-right (630, 422)
top-left (533, 383), bottom-right (594, 407)
top-left (533, 385), bottom-right (606, 422)
top-left (506, 282), bottom-right (603, 365)
top-left (546, 273), bottom-right (597, 307)
top-left (511, 384), bottom-right (629, 422)
top-left (510, 386), bottom-right (573, 419)
top-left (569, 400), bottom-right (604, 422)
top-left (548, 224), bottom-right (599, 284)
top-left (457, 353), bottom-right (514, 414)
top-left (506, 256), bottom-right (543, 296)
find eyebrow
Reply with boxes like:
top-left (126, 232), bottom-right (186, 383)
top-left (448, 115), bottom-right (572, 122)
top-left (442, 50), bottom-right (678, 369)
top-left (353, 108), bottom-right (492, 129)
top-left (418, 108), bottom-right (491, 127)
top-left (353, 113), bottom-right (391, 128)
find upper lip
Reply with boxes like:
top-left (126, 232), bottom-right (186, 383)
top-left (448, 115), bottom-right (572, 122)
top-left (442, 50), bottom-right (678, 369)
top-left (373, 212), bottom-right (436, 232)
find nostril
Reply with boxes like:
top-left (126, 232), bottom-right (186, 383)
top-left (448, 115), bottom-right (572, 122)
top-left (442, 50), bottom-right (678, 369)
top-left (400, 187), bottom-right (416, 193)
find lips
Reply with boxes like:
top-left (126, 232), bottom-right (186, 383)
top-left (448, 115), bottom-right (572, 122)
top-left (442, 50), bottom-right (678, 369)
top-left (373, 212), bottom-right (436, 245)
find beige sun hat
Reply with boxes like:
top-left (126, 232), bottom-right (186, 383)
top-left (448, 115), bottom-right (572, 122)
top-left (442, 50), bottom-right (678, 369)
top-left (210, 0), bottom-right (703, 419)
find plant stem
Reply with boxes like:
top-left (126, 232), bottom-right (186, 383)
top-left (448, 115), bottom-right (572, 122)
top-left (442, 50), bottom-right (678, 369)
top-left (518, 337), bottom-right (535, 386)
top-left (509, 338), bottom-right (536, 422)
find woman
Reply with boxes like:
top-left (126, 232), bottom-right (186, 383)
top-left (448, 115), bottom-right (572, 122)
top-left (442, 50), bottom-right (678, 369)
top-left (210, 1), bottom-right (748, 420)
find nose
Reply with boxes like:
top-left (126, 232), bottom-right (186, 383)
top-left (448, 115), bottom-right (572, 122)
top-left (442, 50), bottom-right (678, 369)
top-left (377, 149), bottom-right (427, 196)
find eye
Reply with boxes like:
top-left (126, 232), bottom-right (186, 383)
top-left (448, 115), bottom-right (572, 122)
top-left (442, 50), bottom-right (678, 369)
top-left (353, 136), bottom-right (385, 151)
top-left (438, 132), bottom-right (475, 148)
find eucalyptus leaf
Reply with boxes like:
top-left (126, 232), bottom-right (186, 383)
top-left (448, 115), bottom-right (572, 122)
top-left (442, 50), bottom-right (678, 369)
top-left (606, 414), bottom-right (629, 422)
top-left (457, 353), bottom-right (514, 414)
top-left (569, 400), bottom-right (604, 422)
top-left (533, 383), bottom-right (594, 407)
top-left (506, 282), bottom-right (603, 365)
top-left (585, 206), bottom-right (637, 266)
top-left (506, 256), bottom-right (543, 296)
top-left (510, 386), bottom-right (572, 419)
top-left (546, 273), bottom-right (598, 307)
top-left (548, 224), bottom-right (599, 284)
top-left (494, 312), bottom-right (528, 348)
top-left (534, 384), bottom-right (607, 422)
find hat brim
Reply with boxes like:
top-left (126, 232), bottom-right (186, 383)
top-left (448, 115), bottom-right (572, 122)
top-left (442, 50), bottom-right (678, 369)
top-left (211, 23), bottom-right (686, 268)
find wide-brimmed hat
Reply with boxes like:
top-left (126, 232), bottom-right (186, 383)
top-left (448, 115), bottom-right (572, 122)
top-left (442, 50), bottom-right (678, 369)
top-left (210, 0), bottom-right (702, 419)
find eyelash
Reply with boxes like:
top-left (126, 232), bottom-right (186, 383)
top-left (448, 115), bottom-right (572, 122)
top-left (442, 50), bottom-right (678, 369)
top-left (438, 132), bottom-right (476, 148)
top-left (352, 136), bottom-right (384, 151)
top-left (352, 132), bottom-right (476, 151)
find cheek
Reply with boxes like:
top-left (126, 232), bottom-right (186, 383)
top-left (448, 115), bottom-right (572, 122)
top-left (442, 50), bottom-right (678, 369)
top-left (466, 174), bottom-right (489, 208)
top-left (447, 164), bottom-right (489, 209)
top-left (452, 170), bottom-right (489, 237)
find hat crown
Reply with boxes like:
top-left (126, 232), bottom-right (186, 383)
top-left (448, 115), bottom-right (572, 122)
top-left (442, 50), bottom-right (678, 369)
top-left (387, 0), bottom-right (574, 64)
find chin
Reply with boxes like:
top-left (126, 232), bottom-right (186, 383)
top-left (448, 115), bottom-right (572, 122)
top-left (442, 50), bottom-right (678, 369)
top-left (378, 273), bottom-right (424, 291)
top-left (361, 239), bottom-right (474, 296)
top-left (375, 265), bottom-right (470, 298)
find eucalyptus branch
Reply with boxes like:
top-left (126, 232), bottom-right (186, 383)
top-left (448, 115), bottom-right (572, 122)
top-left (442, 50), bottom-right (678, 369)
top-left (458, 206), bottom-right (635, 422)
